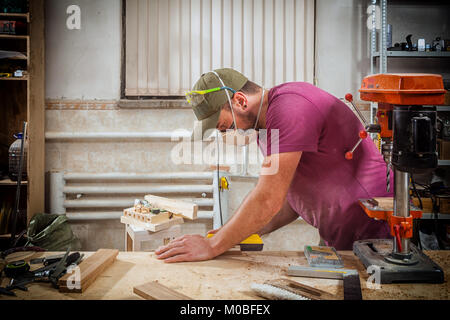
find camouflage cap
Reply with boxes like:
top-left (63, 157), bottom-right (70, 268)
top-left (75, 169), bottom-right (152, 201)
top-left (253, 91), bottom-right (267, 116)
top-left (190, 68), bottom-right (248, 140)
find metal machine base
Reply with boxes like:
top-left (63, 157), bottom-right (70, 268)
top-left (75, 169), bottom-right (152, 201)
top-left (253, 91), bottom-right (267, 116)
top-left (353, 239), bottom-right (444, 284)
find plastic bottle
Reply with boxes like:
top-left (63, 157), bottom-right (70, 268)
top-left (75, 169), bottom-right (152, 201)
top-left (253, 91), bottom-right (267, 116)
top-left (8, 132), bottom-right (28, 181)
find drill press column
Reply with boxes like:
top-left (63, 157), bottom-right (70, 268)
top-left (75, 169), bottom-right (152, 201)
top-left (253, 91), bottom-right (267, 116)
top-left (393, 169), bottom-right (410, 255)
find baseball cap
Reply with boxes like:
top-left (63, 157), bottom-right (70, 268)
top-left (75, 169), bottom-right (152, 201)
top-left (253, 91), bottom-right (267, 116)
top-left (190, 68), bottom-right (248, 140)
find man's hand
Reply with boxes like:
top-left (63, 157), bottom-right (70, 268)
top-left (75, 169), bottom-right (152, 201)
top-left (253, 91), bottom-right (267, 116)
top-left (155, 234), bottom-right (218, 263)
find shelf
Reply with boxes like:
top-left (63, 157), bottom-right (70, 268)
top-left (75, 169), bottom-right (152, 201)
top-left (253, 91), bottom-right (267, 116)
top-left (0, 76), bottom-right (28, 81)
top-left (438, 160), bottom-right (450, 166)
top-left (374, 51), bottom-right (450, 58)
top-left (0, 34), bottom-right (28, 40)
top-left (6, 56), bottom-right (28, 60)
top-left (437, 106), bottom-right (450, 112)
top-left (421, 212), bottom-right (450, 220)
top-left (0, 13), bottom-right (29, 22)
top-left (0, 178), bottom-right (27, 186)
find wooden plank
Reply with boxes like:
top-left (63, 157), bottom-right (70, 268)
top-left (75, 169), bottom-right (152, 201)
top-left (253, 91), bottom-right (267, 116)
top-left (0, 13), bottom-right (30, 22)
top-left (27, 0), bottom-right (45, 224)
top-left (0, 76), bottom-right (28, 80)
top-left (372, 197), bottom-right (394, 210)
top-left (144, 194), bottom-right (198, 220)
top-left (58, 249), bottom-right (119, 293)
top-left (133, 281), bottom-right (192, 300)
top-left (0, 34), bottom-right (29, 39)
top-left (120, 214), bottom-right (183, 232)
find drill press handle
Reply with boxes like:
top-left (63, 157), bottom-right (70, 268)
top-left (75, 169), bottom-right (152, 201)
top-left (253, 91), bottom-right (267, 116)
top-left (344, 93), bottom-right (381, 160)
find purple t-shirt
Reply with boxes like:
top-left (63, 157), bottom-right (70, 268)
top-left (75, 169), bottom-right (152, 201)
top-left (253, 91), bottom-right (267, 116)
top-left (260, 82), bottom-right (392, 250)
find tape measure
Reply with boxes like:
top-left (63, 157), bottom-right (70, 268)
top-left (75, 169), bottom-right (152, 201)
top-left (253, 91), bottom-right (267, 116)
top-left (4, 260), bottom-right (30, 278)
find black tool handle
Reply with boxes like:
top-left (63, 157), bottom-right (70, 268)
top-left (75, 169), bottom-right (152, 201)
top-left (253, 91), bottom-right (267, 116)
top-left (66, 252), bottom-right (81, 266)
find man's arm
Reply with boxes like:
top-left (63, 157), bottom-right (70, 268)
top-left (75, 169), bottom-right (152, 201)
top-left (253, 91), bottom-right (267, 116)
top-left (257, 198), bottom-right (299, 236)
top-left (155, 151), bottom-right (302, 262)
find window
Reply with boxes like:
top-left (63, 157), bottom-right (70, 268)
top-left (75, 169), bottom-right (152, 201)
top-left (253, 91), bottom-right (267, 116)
top-left (124, 0), bottom-right (315, 97)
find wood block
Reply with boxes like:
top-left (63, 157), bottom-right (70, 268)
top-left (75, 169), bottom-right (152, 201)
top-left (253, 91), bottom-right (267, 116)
top-left (438, 139), bottom-right (450, 160)
top-left (123, 207), bottom-right (170, 224)
top-left (209, 165), bottom-right (230, 171)
top-left (58, 249), bottom-right (119, 293)
top-left (120, 214), bottom-right (183, 232)
top-left (439, 198), bottom-right (450, 214)
top-left (144, 194), bottom-right (198, 220)
top-left (412, 197), bottom-right (433, 213)
top-left (133, 281), bottom-right (192, 300)
top-left (372, 197), bottom-right (394, 210)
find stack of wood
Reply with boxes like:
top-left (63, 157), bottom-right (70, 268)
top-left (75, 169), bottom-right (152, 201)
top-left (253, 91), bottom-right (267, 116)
top-left (121, 194), bottom-right (198, 232)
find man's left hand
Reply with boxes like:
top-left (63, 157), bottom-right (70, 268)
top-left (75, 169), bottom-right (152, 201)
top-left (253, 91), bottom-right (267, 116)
top-left (155, 234), bottom-right (218, 263)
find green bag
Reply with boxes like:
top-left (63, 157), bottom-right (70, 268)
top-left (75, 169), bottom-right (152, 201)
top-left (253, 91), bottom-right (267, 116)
top-left (25, 213), bottom-right (81, 251)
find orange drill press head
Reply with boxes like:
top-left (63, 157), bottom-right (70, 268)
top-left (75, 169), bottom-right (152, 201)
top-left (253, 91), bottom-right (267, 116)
top-left (359, 73), bottom-right (446, 106)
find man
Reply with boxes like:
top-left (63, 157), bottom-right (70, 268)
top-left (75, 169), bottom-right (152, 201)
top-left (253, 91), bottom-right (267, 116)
top-left (155, 68), bottom-right (391, 263)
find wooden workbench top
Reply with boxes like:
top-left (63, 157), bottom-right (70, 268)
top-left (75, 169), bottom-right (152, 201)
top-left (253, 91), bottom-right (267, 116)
top-left (1, 250), bottom-right (449, 300)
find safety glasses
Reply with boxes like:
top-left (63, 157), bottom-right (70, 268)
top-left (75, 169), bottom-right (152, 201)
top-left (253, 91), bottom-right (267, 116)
top-left (185, 86), bottom-right (236, 107)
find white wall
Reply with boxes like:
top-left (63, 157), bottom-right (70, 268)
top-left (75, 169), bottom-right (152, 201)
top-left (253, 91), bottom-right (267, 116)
top-left (315, 0), bottom-right (371, 100)
top-left (45, 0), bottom-right (122, 100)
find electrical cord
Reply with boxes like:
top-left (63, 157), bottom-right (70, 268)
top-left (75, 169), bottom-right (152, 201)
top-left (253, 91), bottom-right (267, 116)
top-left (215, 130), bottom-right (224, 227)
top-left (411, 174), bottom-right (423, 210)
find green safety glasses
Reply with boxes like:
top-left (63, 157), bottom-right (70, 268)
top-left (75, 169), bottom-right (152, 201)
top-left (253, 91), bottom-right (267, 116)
top-left (185, 86), bottom-right (236, 107)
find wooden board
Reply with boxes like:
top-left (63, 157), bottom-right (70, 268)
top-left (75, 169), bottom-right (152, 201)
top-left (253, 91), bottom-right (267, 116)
top-left (134, 281), bottom-right (192, 300)
top-left (28, 0), bottom-right (45, 223)
top-left (144, 194), bottom-right (198, 220)
top-left (372, 197), bottom-right (395, 210)
top-left (58, 249), bottom-right (119, 293)
top-left (120, 214), bottom-right (183, 232)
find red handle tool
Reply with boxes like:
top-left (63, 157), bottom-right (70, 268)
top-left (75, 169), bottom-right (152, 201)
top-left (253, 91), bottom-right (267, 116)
top-left (393, 224), bottom-right (402, 252)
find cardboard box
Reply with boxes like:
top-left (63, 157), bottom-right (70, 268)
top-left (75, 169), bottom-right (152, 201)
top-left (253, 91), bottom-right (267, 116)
top-left (444, 90), bottom-right (450, 106)
top-left (438, 139), bottom-right (450, 160)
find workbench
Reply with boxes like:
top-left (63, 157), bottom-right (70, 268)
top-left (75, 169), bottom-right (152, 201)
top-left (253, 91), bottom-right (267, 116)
top-left (1, 250), bottom-right (449, 300)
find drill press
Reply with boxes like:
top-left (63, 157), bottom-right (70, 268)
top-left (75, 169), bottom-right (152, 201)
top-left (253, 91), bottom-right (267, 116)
top-left (351, 73), bottom-right (445, 284)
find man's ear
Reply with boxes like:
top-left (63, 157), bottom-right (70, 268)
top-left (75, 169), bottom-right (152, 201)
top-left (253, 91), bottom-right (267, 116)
top-left (232, 92), bottom-right (248, 111)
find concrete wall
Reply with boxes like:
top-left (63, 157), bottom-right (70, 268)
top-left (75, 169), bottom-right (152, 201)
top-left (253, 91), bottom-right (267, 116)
top-left (45, 0), bottom-right (122, 100)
